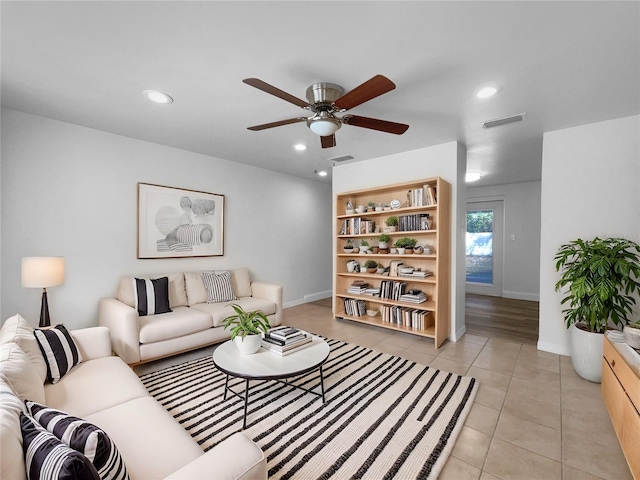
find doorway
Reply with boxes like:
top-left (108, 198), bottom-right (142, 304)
top-left (466, 201), bottom-right (504, 296)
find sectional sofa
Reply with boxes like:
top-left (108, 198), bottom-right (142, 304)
top-left (0, 314), bottom-right (267, 480)
top-left (99, 268), bottom-right (283, 365)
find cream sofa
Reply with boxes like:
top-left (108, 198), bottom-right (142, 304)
top-left (0, 314), bottom-right (267, 480)
top-left (99, 268), bottom-right (283, 365)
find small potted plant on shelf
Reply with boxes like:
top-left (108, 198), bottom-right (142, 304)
top-left (222, 304), bottom-right (271, 355)
top-left (364, 259), bottom-right (378, 274)
top-left (367, 201), bottom-right (376, 212)
top-left (360, 239), bottom-right (371, 254)
top-left (343, 239), bottom-right (354, 253)
top-left (385, 216), bottom-right (398, 232)
top-left (555, 236), bottom-right (640, 382)
top-left (394, 237), bottom-right (416, 255)
top-left (378, 233), bottom-right (391, 251)
top-left (370, 239), bottom-right (380, 254)
top-left (405, 238), bottom-right (417, 254)
top-left (375, 203), bottom-right (384, 212)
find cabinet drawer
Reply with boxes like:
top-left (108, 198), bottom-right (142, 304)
top-left (603, 338), bottom-right (640, 410)
top-left (601, 358), bottom-right (625, 437)
top-left (621, 398), bottom-right (640, 479)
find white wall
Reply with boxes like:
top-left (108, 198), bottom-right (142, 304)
top-left (467, 181), bottom-right (541, 301)
top-left (332, 141), bottom-right (467, 340)
top-left (1, 109), bottom-right (333, 329)
top-left (539, 115), bottom-right (640, 355)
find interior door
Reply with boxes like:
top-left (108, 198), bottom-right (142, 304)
top-left (466, 200), bottom-right (504, 296)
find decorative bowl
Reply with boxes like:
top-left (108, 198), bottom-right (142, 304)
top-left (366, 310), bottom-right (378, 317)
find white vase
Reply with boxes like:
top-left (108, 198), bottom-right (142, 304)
top-left (234, 334), bottom-right (262, 355)
top-left (569, 323), bottom-right (604, 383)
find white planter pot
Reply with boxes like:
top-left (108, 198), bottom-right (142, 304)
top-left (234, 334), bottom-right (262, 355)
top-left (396, 247), bottom-right (406, 255)
top-left (623, 325), bottom-right (640, 349)
top-left (379, 241), bottom-right (389, 249)
top-left (570, 323), bottom-right (604, 383)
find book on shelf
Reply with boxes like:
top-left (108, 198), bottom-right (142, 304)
top-left (389, 260), bottom-right (404, 277)
top-left (380, 305), bottom-right (432, 329)
top-left (399, 270), bottom-right (433, 278)
top-left (343, 298), bottom-right (367, 317)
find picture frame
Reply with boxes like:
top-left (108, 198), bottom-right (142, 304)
top-left (138, 183), bottom-right (224, 258)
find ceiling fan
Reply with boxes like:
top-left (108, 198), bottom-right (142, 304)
top-left (243, 74), bottom-right (409, 148)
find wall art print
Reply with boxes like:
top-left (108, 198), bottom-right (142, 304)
top-left (138, 183), bottom-right (224, 258)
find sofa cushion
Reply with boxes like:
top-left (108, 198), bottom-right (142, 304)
top-left (84, 397), bottom-right (203, 480)
top-left (132, 277), bottom-right (172, 316)
top-left (0, 313), bottom-right (47, 382)
top-left (191, 297), bottom-right (277, 327)
top-left (0, 342), bottom-right (45, 404)
top-left (184, 271), bottom-right (211, 306)
top-left (203, 271), bottom-right (237, 303)
top-left (44, 356), bottom-right (148, 419)
top-left (139, 306), bottom-right (213, 344)
top-left (231, 268), bottom-right (253, 298)
top-left (1, 378), bottom-right (27, 480)
top-left (20, 412), bottom-right (100, 480)
top-left (35, 325), bottom-right (82, 384)
top-left (25, 401), bottom-right (129, 480)
top-left (117, 273), bottom-right (187, 309)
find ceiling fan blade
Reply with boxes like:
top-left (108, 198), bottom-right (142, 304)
top-left (243, 78), bottom-right (309, 109)
top-left (334, 75), bottom-right (396, 111)
top-left (342, 115), bottom-right (409, 135)
top-left (247, 117), bottom-right (307, 131)
top-left (321, 134), bottom-right (336, 149)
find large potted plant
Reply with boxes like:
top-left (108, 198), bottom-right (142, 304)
top-left (554, 237), bottom-right (640, 382)
top-left (222, 304), bottom-right (271, 355)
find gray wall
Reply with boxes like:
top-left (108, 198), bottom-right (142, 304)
top-left (467, 181), bottom-right (541, 301)
top-left (1, 109), bottom-right (333, 329)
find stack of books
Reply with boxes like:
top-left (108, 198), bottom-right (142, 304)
top-left (343, 298), bottom-right (367, 317)
top-left (399, 269), bottom-right (432, 278)
top-left (261, 326), bottom-right (312, 356)
top-left (399, 290), bottom-right (427, 303)
top-left (347, 281), bottom-right (369, 294)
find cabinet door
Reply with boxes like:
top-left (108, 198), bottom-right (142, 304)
top-left (621, 398), bottom-right (640, 479)
top-left (601, 358), bottom-right (625, 438)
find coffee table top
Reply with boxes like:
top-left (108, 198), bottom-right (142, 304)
top-left (212, 336), bottom-right (330, 380)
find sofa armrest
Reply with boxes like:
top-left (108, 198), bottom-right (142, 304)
top-left (164, 432), bottom-right (266, 480)
top-left (70, 327), bottom-right (112, 361)
top-left (98, 298), bottom-right (141, 364)
top-left (251, 282), bottom-right (283, 326)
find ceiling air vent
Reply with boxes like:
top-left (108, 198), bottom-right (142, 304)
top-left (330, 155), bottom-right (354, 164)
top-left (482, 113), bottom-right (526, 129)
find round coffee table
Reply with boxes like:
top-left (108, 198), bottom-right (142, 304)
top-left (212, 335), bottom-right (330, 429)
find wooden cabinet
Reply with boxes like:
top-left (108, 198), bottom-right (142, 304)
top-left (334, 177), bottom-right (450, 348)
top-left (602, 336), bottom-right (640, 479)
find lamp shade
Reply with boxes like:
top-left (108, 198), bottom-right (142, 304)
top-left (21, 257), bottom-right (65, 288)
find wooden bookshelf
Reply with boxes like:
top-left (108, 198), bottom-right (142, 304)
top-left (335, 177), bottom-right (451, 348)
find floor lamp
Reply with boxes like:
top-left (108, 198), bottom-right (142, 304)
top-left (21, 257), bottom-right (65, 328)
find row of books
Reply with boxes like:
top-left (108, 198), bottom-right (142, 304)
top-left (398, 214), bottom-right (431, 232)
top-left (380, 305), bottom-right (432, 328)
top-left (343, 298), bottom-right (367, 317)
top-left (407, 185), bottom-right (437, 207)
top-left (261, 326), bottom-right (312, 356)
top-left (340, 218), bottom-right (376, 235)
top-left (378, 280), bottom-right (408, 300)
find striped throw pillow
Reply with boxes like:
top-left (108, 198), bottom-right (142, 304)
top-left (20, 412), bottom-right (100, 480)
top-left (132, 277), bottom-right (172, 316)
top-left (202, 271), bottom-right (237, 303)
top-left (25, 401), bottom-right (129, 480)
top-left (34, 325), bottom-right (82, 384)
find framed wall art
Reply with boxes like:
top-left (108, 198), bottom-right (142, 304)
top-left (138, 183), bottom-right (224, 258)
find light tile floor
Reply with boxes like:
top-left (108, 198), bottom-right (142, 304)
top-left (135, 301), bottom-right (633, 480)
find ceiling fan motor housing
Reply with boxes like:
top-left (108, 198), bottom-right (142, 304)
top-left (306, 83), bottom-right (344, 110)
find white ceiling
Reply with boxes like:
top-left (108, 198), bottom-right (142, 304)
top-left (2, 1), bottom-right (638, 186)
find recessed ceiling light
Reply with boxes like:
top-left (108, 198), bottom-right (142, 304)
top-left (316, 170), bottom-right (328, 177)
top-left (476, 85), bottom-right (501, 99)
top-left (465, 172), bottom-right (482, 182)
top-left (293, 144), bottom-right (307, 151)
top-left (143, 90), bottom-right (173, 104)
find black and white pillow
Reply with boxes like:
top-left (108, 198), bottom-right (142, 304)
top-left (132, 277), bottom-right (172, 316)
top-left (20, 412), bottom-right (100, 480)
top-left (202, 271), bottom-right (237, 303)
top-left (34, 324), bottom-right (82, 384)
top-left (25, 401), bottom-right (129, 480)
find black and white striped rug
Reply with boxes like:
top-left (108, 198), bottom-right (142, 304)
top-left (140, 338), bottom-right (478, 480)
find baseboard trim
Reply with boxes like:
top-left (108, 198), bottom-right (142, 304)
top-left (537, 340), bottom-right (570, 356)
top-left (502, 290), bottom-right (540, 302)
top-left (283, 290), bottom-right (332, 309)
top-left (451, 325), bottom-right (466, 342)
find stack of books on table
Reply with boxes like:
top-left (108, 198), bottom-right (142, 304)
top-left (399, 290), bottom-right (427, 303)
top-left (262, 326), bottom-right (312, 356)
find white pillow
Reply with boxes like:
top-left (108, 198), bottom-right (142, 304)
top-left (0, 342), bottom-right (45, 404)
top-left (0, 314), bottom-right (47, 382)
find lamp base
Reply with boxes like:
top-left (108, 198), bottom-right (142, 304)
top-left (40, 288), bottom-right (51, 328)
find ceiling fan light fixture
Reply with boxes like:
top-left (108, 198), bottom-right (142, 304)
top-left (293, 144), bottom-right (307, 151)
top-left (476, 85), bottom-right (501, 99)
top-left (308, 112), bottom-right (341, 137)
top-left (316, 170), bottom-right (328, 177)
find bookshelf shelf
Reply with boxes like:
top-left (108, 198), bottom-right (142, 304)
top-left (335, 177), bottom-right (450, 348)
